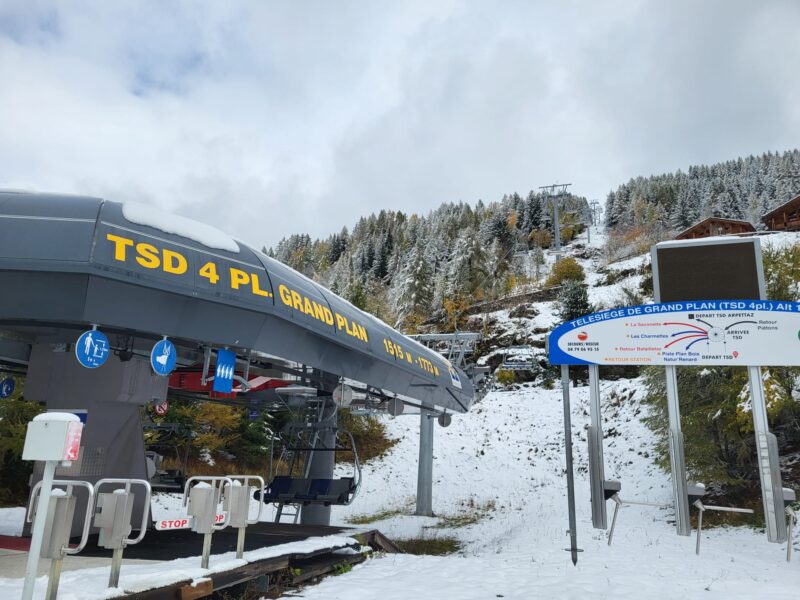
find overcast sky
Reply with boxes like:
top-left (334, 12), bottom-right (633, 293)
top-left (1, 1), bottom-right (798, 248)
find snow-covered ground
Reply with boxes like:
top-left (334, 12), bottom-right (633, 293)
top-left (313, 381), bottom-right (799, 599)
top-left (299, 226), bottom-right (800, 599)
top-left (0, 507), bottom-right (25, 537)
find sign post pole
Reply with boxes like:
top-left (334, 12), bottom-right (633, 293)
top-left (664, 365), bottom-right (691, 536)
top-left (747, 365), bottom-right (787, 543)
top-left (587, 365), bottom-right (607, 529)
top-left (561, 365), bottom-right (580, 564)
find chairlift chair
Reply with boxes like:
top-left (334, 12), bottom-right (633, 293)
top-left (255, 429), bottom-right (362, 511)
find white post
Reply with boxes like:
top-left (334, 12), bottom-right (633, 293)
top-left (22, 460), bottom-right (56, 600)
top-left (21, 413), bottom-right (82, 600)
top-left (665, 366), bottom-right (691, 536)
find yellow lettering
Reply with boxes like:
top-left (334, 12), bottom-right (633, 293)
top-left (358, 324), bottom-right (368, 342)
top-left (107, 233), bottom-right (133, 261)
top-left (336, 313), bottom-right (347, 331)
top-left (199, 261), bottom-right (220, 285)
top-left (230, 268), bottom-right (250, 290)
top-left (162, 249), bottom-right (187, 274)
top-left (312, 301), bottom-right (326, 322)
top-left (290, 290), bottom-right (303, 311)
top-left (322, 307), bottom-right (334, 326)
top-left (279, 284), bottom-right (292, 306)
top-left (303, 297), bottom-right (314, 316)
top-left (251, 273), bottom-right (270, 297)
top-left (135, 242), bottom-right (160, 269)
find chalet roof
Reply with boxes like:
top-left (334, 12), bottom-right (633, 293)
top-left (675, 216), bottom-right (755, 239)
top-left (761, 193), bottom-right (800, 223)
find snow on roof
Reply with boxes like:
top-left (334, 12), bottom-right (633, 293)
top-left (122, 201), bottom-right (240, 253)
top-left (33, 412), bottom-right (80, 422)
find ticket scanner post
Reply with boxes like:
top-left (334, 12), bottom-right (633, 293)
top-left (183, 476), bottom-right (232, 569)
top-left (93, 478), bottom-right (152, 587)
top-left (21, 412), bottom-right (88, 600)
top-left (224, 475), bottom-right (264, 558)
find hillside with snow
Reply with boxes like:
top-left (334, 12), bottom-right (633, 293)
top-left (307, 226), bottom-right (800, 600)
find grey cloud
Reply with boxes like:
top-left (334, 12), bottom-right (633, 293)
top-left (0, 1), bottom-right (798, 249)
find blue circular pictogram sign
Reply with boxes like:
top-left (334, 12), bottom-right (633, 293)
top-left (0, 377), bottom-right (14, 398)
top-left (150, 339), bottom-right (177, 376)
top-left (75, 330), bottom-right (110, 369)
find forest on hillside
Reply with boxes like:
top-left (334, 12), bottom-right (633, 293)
top-left (266, 192), bottom-right (589, 330)
top-left (604, 149), bottom-right (800, 253)
top-left (269, 148), bottom-right (800, 328)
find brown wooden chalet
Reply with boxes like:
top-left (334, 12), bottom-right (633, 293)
top-left (762, 194), bottom-right (800, 232)
top-left (674, 217), bottom-right (755, 240)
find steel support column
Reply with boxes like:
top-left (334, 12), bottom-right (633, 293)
top-left (415, 410), bottom-right (434, 517)
top-left (300, 400), bottom-right (337, 526)
top-left (561, 365), bottom-right (580, 564)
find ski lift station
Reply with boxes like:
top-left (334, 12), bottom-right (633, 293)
top-left (0, 191), bottom-right (478, 599)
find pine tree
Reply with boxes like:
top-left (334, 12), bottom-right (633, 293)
top-left (556, 279), bottom-right (593, 322)
top-left (391, 242), bottom-right (433, 329)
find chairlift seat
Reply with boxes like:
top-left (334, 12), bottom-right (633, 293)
top-left (255, 476), bottom-right (293, 501)
top-left (295, 478), bottom-right (332, 502)
top-left (278, 478), bottom-right (311, 502)
top-left (317, 477), bottom-right (355, 505)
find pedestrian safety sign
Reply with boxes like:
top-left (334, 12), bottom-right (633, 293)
top-left (75, 329), bottom-right (110, 368)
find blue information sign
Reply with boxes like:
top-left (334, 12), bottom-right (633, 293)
top-left (0, 377), bottom-right (14, 398)
top-left (75, 330), bottom-right (110, 369)
top-left (213, 349), bottom-right (236, 393)
top-left (150, 339), bottom-right (177, 376)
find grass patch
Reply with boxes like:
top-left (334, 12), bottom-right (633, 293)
top-left (346, 506), bottom-right (408, 525)
top-left (431, 513), bottom-right (481, 529)
top-left (429, 498), bottom-right (496, 529)
top-left (338, 410), bottom-right (399, 463)
top-left (395, 536), bottom-right (461, 556)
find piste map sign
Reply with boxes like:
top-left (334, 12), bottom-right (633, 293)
top-left (549, 300), bottom-right (800, 367)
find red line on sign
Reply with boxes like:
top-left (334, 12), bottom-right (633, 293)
top-left (664, 333), bottom-right (707, 348)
